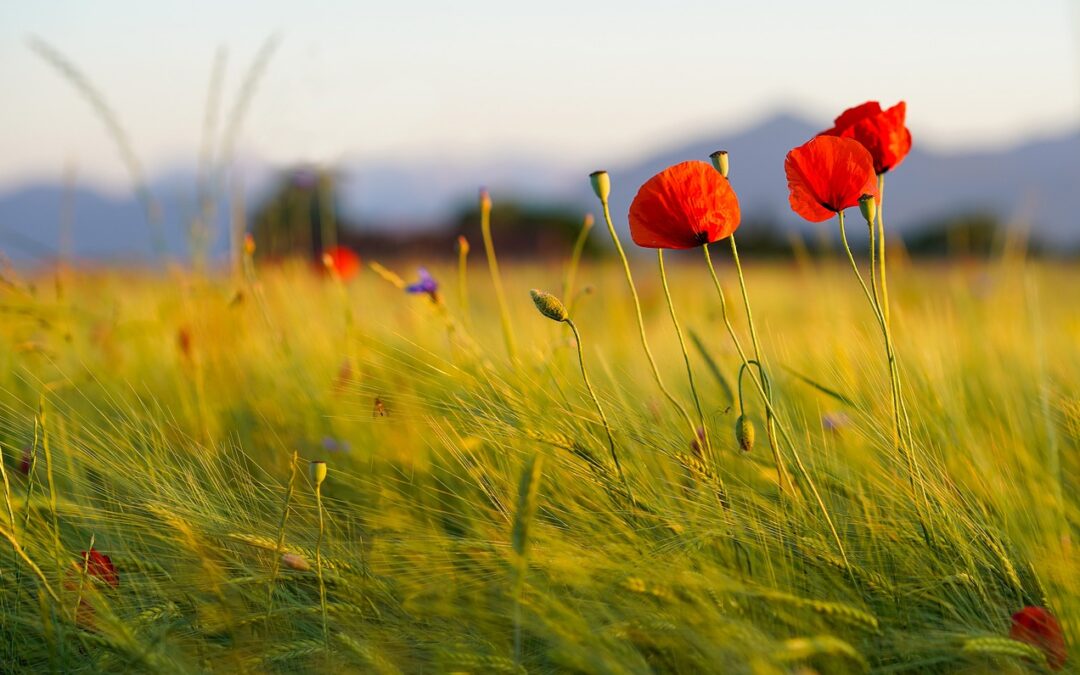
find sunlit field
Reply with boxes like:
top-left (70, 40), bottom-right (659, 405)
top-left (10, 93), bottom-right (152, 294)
top-left (0, 251), bottom-right (1075, 672)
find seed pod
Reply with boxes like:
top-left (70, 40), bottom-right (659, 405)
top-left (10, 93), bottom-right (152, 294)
top-left (589, 170), bottom-right (611, 202)
top-left (309, 460), bottom-right (327, 487)
top-left (858, 193), bottom-right (877, 224)
top-left (529, 289), bottom-right (569, 322)
top-left (709, 150), bottom-right (730, 178)
top-left (735, 415), bottom-right (755, 452)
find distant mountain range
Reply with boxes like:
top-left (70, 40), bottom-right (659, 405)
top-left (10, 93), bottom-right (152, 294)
top-left (1, 112), bottom-right (1078, 262)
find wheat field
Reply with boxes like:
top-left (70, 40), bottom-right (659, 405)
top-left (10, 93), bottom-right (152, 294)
top-left (0, 251), bottom-right (1076, 673)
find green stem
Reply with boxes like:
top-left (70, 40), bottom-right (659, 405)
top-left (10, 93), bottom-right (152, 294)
top-left (567, 319), bottom-right (631, 504)
top-left (597, 199), bottom-right (699, 444)
top-left (314, 484), bottom-right (328, 646)
top-left (457, 239), bottom-right (470, 324)
top-left (838, 210), bottom-right (926, 530)
top-left (563, 215), bottom-right (593, 305)
top-left (727, 236), bottom-right (783, 479)
top-left (480, 198), bottom-right (517, 361)
top-left (704, 246), bottom-right (851, 576)
top-left (266, 452), bottom-right (298, 620)
top-left (657, 250), bottom-right (713, 461)
top-left (703, 244), bottom-right (791, 493)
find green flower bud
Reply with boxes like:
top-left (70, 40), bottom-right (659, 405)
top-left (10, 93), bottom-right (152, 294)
top-left (530, 289), bottom-right (568, 322)
top-left (709, 150), bottom-right (729, 178)
top-left (735, 415), bottom-right (755, 453)
top-left (589, 171), bottom-right (611, 203)
top-left (309, 460), bottom-right (327, 487)
top-left (858, 194), bottom-right (877, 224)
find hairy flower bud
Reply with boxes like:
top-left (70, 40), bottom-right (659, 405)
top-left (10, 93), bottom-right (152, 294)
top-left (530, 289), bottom-right (569, 322)
top-left (735, 415), bottom-right (755, 452)
top-left (589, 171), bottom-right (611, 203)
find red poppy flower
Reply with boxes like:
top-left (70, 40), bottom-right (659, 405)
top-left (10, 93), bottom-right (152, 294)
top-left (81, 548), bottom-right (119, 588)
top-left (323, 246), bottom-right (361, 281)
top-left (628, 161), bottom-right (740, 249)
top-left (1010, 606), bottom-right (1067, 670)
top-left (820, 101), bottom-right (912, 175)
top-left (785, 136), bottom-right (878, 223)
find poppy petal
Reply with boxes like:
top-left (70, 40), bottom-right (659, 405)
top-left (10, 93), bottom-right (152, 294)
top-left (819, 101), bottom-right (912, 174)
top-left (785, 136), bottom-right (878, 222)
top-left (1010, 606), bottom-right (1067, 671)
top-left (628, 161), bottom-right (740, 249)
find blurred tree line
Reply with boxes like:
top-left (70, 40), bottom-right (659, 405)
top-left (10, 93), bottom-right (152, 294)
top-left (250, 167), bottom-right (1051, 262)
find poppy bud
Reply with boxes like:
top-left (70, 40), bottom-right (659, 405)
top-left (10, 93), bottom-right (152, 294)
top-left (309, 460), bottom-right (327, 487)
top-left (479, 188), bottom-right (492, 213)
top-left (529, 289), bottom-right (568, 322)
top-left (709, 150), bottom-right (729, 178)
top-left (735, 415), bottom-right (754, 452)
top-left (589, 171), bottom-right (611, 203)
top-left (858, 194), bottom-right (877, 224)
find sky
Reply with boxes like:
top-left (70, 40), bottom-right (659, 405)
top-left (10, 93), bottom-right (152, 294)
top-left (1, 0), bottom-right (1078, 189)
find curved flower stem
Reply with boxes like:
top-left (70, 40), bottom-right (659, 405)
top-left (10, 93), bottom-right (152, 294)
top-left (313, 481), bottom-right (329, 646)
top-left (597, 199), bottom-right (700, 446)
top-left (563, 214), bottom-right (593, 306)
top-left (727, 235), bottom-right (783, 478)
top-left (876, 175), bottom-right (891, 327)
top-left (566, 318), bottom-right (631, 504)
top-left (703, 245), bottom-right (793, 495)
top-left (657, 250), bottom-right (713, 462)
top-left (704, 245), bottom-right (848, 569)
top-left (838, 210), bottom-right (927, 534)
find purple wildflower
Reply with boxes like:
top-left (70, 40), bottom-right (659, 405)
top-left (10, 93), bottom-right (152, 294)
top-left (405, 268), bottom-right (438, 297)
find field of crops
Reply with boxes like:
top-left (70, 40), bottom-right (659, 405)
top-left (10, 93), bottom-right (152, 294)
top-left (0, 244), bottom-right (1075, 672)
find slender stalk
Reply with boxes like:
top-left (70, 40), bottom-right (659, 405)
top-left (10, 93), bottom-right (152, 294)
top-left (701, 252), bottom-right (850, 569)
top-left (657, 250), bottom-right (713, 460)
top-left (563, 214), bottom-right (593, 305)
top-left (838, 211), bottom-right (926, 524)
top-left (703, 247), bottom-right (852, 577)
top-left (480, 193), bottom-right (517, 361)
top-left (566, 319), bottom-right (630, 503)
top-left (727, 235), bottom-right (783, 478)
top-left (876, 175), bottom-right (891, 327)
top-left (457, 236), bottom-right (471, 323)
top-left (703, 244), bottom-right (792, 493)
top-left (265, 452), bottom-right (299, 619)
top-left (313, 479), bottom-right (328, 645)
top-left (596, 198), bottom-right (699, 443)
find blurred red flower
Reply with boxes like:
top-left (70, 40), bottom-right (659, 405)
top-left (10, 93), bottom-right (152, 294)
top-left (628, 161), bottom-right (741, 249)
top-left (785, 136), bottom-right (878, 223)
top-left (81, 548), bottom-right (119, 588)
top-left (1010, 606), bottom-right (1067, 671)
top-left (323, 246), bottom-right (361, 281)
top-left (820, 101), bottom-right (912, 175)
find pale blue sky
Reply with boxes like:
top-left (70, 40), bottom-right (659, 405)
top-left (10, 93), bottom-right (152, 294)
top-left (1, 0), bottom-right (1078, 188)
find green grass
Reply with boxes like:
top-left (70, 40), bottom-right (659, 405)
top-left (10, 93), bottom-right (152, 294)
top-left (0, 254), bottom-right (1076, 673)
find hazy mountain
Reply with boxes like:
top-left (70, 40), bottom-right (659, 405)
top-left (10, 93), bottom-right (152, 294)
top-left (1, 112), bottom-right (1077, 263)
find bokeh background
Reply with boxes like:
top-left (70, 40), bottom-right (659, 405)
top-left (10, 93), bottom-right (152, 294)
top-left (1, 0), bottom-right (1078, 263)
